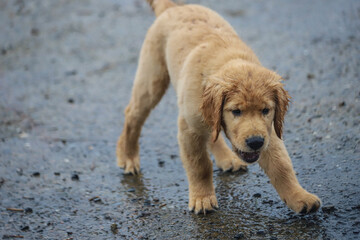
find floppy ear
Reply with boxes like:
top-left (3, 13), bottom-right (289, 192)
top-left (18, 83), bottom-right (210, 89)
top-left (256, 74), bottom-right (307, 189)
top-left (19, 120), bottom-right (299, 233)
top-left (274, 83), bottom-right (290, 139)
top-left (200, 80), bottom-right (227, 142)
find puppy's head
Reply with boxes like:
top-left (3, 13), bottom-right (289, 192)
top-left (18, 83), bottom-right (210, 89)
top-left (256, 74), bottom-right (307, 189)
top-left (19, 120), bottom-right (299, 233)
top-left (201, 62), bottom-right (290, 164)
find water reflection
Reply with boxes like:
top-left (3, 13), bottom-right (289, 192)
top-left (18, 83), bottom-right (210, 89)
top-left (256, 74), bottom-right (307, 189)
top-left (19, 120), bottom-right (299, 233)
top-left (188, 168), bottom-right (327, 239)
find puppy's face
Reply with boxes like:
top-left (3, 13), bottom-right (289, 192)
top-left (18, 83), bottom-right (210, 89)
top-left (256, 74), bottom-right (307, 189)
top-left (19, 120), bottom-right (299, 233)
top-left (201, 63), bottom-right (290, 164)
top-left (222, 92), bottom-right (275, 163)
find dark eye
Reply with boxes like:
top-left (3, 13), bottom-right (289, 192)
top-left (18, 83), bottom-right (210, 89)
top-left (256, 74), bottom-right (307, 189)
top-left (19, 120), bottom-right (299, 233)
top-left (262, 108), bottom-right (270, 115)
top-left (232, 109), bottom-right (242, 116)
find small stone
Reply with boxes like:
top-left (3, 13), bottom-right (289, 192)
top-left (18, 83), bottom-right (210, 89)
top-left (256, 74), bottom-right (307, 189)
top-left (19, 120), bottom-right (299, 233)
top-left (54, 172), bottom-right (61, 176)
top-left (89, 196), bottom-right (103, 204)
top-left (71, 174), bottom-right (79, 181)
top-left (158, 160), bottom-right (165, 167)
top-left (32, 172), bottom-right (40, 177)
top-left (21, 226), bottom-right (30, 231)
top-left (110, 223), bottom-right (118, 234)
top-left (67, 98), bottom-right (75, 104)
top-left (25, 208), bottom-right (33, 214)
top-left (307, 73), bottom-right (315, 79)
top-left (338, 101), bottom-right (346, 107)
top-left (253, 193), bottom-right (261, 198)
top-left (257, 230), bottom-right (266, 235)
top-left (19, 132), bottom-right (28, 138)
top-left (262, 199), bottom-right (274, 205)
top-left (127, 188), bottom-right (135, 192)
top-left (322, 205), bottom-right (336, 213)
top-left (16, 168), bottom-right (23, 176)
top-left (270, 237), bottom-right (278, 240)
top-left (153, 198), bottom-right (159, 202)
top-left (234, 232), bottom-right (244, 239)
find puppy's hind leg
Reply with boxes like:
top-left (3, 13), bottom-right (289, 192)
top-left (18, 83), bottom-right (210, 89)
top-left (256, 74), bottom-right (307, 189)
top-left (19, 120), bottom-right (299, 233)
top-left (209, 134), bottom-right (248, 172)
top-left (117, 32), bottom-right (169, 174)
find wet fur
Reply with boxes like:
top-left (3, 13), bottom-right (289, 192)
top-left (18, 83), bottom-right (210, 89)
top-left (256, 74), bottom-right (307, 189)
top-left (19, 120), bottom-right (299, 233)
top-left (116, 0), bottom-right (321, 214)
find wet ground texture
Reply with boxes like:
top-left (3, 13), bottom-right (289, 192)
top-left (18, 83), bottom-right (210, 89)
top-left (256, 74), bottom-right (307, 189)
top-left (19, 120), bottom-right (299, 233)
top-left (1, 0), bottom-right (360, 239)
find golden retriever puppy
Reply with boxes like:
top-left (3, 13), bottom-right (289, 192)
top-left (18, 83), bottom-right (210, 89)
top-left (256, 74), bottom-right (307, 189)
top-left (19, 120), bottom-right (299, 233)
top-left (116, 0), bottom-right (321, 214)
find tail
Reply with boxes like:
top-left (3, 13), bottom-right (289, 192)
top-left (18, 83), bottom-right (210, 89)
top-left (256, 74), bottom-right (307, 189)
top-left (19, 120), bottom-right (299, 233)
top-left (146, 0), bottom-right (177, 17)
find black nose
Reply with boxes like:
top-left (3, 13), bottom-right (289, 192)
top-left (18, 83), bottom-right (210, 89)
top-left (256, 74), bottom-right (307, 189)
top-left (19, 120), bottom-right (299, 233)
top-left (246, 136), bottom-right (264, 150)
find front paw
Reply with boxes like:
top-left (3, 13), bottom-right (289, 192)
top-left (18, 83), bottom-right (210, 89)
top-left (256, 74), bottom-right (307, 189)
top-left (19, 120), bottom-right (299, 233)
top-left (188, 194), bottom-right (218, 215)
top-left (216, 153), bottom-right (248, 172)
top-left (284, 190), bottom-right (321, 214)
top-left (116, 140), bottom-right (140, 175)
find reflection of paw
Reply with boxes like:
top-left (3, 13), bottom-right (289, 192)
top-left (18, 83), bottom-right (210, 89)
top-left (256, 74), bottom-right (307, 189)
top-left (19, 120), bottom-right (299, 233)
top-left (216, 153), bottom-right (248, 172)
top-left (189, 194), bottom-right (218, 214)
top-left (116, 142), bottom-right (140, 175)
top-left (285, 190), bottom-right (321, 214)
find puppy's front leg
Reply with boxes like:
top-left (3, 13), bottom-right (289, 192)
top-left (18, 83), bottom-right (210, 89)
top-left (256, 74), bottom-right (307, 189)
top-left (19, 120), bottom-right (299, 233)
top-left (178, 117), bottom-right (218, 214)
top-left (259, 128), bottom-right (321, 214)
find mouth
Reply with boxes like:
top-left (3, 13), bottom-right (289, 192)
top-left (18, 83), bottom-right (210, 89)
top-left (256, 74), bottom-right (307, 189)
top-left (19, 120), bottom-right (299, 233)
top-left (236, 149), bottom-right (260, 163)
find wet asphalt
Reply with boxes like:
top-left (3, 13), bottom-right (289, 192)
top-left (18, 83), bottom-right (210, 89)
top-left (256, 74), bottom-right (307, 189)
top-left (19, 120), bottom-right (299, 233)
top-left (0, 0), bottom-right (360, 239)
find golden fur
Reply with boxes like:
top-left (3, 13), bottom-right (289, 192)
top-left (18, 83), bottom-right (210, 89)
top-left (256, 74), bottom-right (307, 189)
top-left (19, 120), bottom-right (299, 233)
top-left (116, 0), bottom-right (321, 214)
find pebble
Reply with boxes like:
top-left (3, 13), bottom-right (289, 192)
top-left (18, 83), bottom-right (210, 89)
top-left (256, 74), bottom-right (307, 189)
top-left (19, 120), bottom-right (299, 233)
top-left (54, 172), bottom-right (61, 176)
top-left (32, 172), bottom-right (40, 177)
top-left (89, 196), bottom-right (103, 204)
top-left (253, 193), bottom-right (261, 198)
top-left (127, 188), bottom-right (135, 192)
top-left (25, 207), bottom-right (33, 214)
top-left (257, 230), bottom-right (266, 235)
top-left (16, 168), bottom-right (23, 176)
top-left (338, 101), bottom-right (346, 107)
top-left (307, 73), bottom-right (315, 79)
top-left (158, 160), bottom-right (165, 167)
top-left (71, 174), bottom-right (79, 181)
top-left (21, 226), bottom-right (29, 231)
top-left (110, 223), bottom-right (118, 234)
top-left (262, 199), bottom-right (273, 205)
top-left (322, 205), bottom-right (336, 213)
